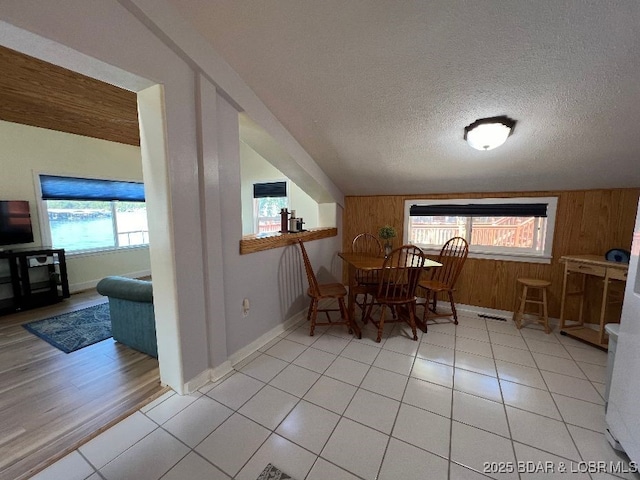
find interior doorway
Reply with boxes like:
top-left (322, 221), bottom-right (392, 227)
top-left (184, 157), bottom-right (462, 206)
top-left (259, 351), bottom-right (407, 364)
top-left (0, 29), bottom-right (177, 480)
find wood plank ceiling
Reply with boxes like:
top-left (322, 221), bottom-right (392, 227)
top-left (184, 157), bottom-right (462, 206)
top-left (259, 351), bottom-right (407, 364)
top-left (0, 45), bottom-right (139, 146)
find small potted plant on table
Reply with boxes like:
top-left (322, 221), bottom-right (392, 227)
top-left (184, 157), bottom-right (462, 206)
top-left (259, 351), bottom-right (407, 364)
top-left (378, 225), bottom-right (397, 257)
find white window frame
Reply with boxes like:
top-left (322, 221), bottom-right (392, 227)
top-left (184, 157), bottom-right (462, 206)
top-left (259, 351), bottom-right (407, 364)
top-left (34, 171), bottom-right (149, 256)
top-left (252, 179), bottom-right (289, 234)
top-left (403, 196), bottom-right (558, 264)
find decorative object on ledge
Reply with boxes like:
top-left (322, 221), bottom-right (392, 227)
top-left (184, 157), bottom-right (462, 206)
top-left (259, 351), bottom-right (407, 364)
top-left (280, 207), bottom-right (289, 233)
top-left (464, 116), bottom-right (516, 151)
top-left (240, 227), bottom-right (337, 255)
top-left (378, 224), bottom-right (397, 257)
top-left (278, 208), bottom-right (306, 233)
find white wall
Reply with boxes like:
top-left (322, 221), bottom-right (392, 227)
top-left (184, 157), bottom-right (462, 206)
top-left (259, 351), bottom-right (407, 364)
top-left (240, 141), bottom-right (319, 235)
top-left (0, 0), bottom-right (345, 393)
top-left (0, 120), bottom-right (150, 291)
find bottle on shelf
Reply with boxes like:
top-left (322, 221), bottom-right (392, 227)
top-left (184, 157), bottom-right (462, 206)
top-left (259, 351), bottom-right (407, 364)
top-left (280, 208), bottom-right (289, 233)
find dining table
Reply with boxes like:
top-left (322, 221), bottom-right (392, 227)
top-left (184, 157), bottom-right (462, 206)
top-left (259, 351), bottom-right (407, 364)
top-left (338, 251), bottom-right (442, 332)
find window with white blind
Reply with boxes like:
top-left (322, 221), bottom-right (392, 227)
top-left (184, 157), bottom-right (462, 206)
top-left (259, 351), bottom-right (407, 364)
top-left (404, 197), bottom-right (558, 263)
top-left (253, 181), bottom-right (288, 234)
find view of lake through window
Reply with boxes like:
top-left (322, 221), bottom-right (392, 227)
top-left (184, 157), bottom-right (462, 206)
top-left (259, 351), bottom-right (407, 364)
top-left (46, 200), bottom-right (149, 252)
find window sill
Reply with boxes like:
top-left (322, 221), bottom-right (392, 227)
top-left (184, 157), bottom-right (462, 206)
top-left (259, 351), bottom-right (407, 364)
top-left (66, 244), bottom-right (149, 259)
top-left (240, 227), bottom-right (337, 255)
top-left (419, 247), bottom-right (552, 264)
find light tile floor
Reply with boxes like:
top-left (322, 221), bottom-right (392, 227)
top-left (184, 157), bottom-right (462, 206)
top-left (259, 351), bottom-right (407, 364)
top-left (32, 310), bottom-right (640, 480)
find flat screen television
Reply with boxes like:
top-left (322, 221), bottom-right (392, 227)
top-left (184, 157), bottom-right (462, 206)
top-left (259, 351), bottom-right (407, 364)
top-left (0, 200), bottom-right (34, 246)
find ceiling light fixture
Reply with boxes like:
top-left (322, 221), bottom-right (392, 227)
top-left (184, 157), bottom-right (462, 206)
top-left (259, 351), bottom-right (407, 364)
top-left (464, 116), bottom-right (516, 151)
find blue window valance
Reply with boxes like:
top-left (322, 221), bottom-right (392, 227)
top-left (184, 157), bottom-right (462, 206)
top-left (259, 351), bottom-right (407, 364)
top-left (40, 175), bottom-right (145, 202)
top-left (253, 181), bottom-right (287, 198)
top-left (410, 203), bottom-right (548, 218)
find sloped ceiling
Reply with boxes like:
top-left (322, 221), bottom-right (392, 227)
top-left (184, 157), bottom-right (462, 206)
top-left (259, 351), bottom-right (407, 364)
top-left (167, 0), bottom-right (640, 195)
top-left (0, 46), bottom-right (139, 146)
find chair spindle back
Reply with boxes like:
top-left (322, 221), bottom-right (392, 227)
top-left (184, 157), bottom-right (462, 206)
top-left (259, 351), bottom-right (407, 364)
top-left (430, 236), bottom-right (469, 288)
top-left (298, 240), bottom-right (320, 297)
top-left (352, 233), bottom-right (383, 256)
top-left (352, 233), bottom-right (383, 285)
top-left (377, 245), bottom-right (425, 302)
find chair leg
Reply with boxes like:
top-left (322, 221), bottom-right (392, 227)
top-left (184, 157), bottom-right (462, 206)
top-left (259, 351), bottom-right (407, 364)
top-left (407, 302), bottom-right (418, 341)
top-left (421, 290), bottom-right (430, 326)
top-left (516, 286), bottom-right (528, 329)
top-left (338, 297), bottom-right (353, 335)
top-left (542, 288), bottom-right (550, 334)
top-left (416, 289), bottom-right (431, 333)
top-left (363, 294), bottom-right (375, 325)
top-left (448, 291), bottom-right (458, 325)
top-left (376, 305), bottom-right (387, 343)
top-left (512, 281), bottom-right (520, 326)
top-left (360, 293), bottom-right (371, 322)
top-left (309, 298), bottom-right (319, 336)
top-left (355, 292), bottom-right (364, 316)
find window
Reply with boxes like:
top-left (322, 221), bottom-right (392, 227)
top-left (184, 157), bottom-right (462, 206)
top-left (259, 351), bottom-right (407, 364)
top-left (39, 175), bottom-right (149, 253)
top-left (253, 181), bottom-right (287, 234)
top-left (404, 197), bottom-right (558, 262)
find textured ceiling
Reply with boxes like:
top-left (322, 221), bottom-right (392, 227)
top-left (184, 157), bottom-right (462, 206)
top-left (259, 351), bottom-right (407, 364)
top-left (171, 0), bottom-right (640, 195)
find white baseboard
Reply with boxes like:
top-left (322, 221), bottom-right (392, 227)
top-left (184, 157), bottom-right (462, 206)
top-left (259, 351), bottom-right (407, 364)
top-left (210, 361), bottom-right (234, 383)
top-left (179, 309), bottom-right (307, 394)
top-left (181, 361), bottom-right (234, 394)
top-left (69, 269), bottom-right (152, 294)
top-left (182, 369), bottom-right (212, 394)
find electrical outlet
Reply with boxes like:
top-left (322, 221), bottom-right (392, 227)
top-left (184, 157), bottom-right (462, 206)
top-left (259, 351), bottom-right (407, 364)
top-left (242, 298), bottom-right (250, 317)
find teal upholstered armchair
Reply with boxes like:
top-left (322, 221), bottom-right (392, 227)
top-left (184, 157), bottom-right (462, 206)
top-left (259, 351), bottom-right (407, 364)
top-left (96, 276), bottom-right (158, 358)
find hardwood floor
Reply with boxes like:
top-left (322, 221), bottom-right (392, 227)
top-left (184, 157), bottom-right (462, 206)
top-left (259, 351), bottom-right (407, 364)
top-left (0, 290), bottom-right (166, 480)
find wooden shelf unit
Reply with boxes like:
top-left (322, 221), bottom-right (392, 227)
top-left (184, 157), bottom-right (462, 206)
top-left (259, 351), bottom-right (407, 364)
top-left (0, 247), bottom-right (70, 314)
top-left (559, 254), bottom-right (628, 350)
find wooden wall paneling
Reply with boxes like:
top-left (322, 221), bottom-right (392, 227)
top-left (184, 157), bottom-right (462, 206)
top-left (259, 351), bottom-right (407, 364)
top-left (590, 190), bottom-right (611, 254)
top-left (0, 46), bottom-right (139, 146)
top-left (614, 189), bottom-right (639, 246)
top-left (556, 190), bottom-right (585, 255)
top-left (343, 188), bottom-right (640, 323)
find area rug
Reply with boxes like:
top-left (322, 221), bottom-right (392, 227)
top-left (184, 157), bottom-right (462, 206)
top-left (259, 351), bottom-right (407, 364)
top-left (23, 303), bottom-right (111, 353)
top-left (257, 463), bottom-right (295, 480)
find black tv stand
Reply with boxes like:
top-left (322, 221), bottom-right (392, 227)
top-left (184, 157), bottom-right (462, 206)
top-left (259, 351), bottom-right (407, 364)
top-left (0, 247), bottom-right (70, 314)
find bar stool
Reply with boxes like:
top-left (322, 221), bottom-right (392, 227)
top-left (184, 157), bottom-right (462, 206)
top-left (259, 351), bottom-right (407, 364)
top-left (514, 278), bottom-right (551, 334)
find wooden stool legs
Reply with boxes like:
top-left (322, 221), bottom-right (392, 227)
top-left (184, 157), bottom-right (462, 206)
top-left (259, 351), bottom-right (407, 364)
top-left (514, 278), bottom-right (551, 334)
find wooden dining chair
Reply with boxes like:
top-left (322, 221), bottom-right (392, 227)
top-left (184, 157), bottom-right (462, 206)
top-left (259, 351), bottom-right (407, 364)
top-left (351, 233), bottom-right (383, 318)
top-left (363, 244), bottom-right (425, 343)
top-left (417, 236), bottom-right (469, 328)
top-left (298, 240), bottom-right (356, 337)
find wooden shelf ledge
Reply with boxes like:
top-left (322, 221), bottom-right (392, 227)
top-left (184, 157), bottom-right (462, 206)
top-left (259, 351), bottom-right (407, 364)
top-left (240, 227), bottom-right (337, 255)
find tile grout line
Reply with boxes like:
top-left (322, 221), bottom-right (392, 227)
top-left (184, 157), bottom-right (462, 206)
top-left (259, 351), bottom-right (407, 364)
top-left (447, 320), bottom-right (458, 480)
top-left (373, 322), bottom-right (419, 480)
top-left (529, 330), bottom-right (595, 479)
top-left (57, 312), bottom-right (618, 480)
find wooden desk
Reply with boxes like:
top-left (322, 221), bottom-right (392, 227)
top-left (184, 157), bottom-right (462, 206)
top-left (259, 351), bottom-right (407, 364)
top-left (559, 254), bottom-right (628, 349)
top-left (338, 252), bottom-right (441, 330)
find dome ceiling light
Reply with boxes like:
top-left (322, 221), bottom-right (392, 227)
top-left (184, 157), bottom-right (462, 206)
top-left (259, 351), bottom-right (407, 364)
top-left (464, 116), bottom-right (517, 151)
